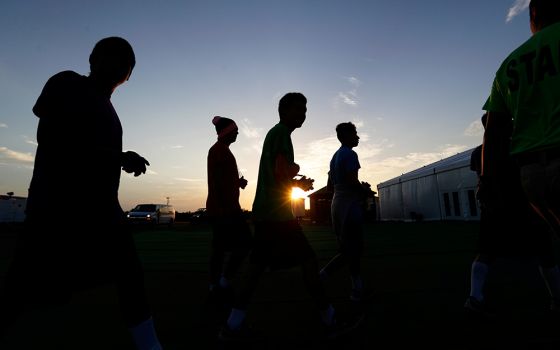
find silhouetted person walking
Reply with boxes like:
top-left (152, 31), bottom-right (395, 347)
top-left (320, 122), bottom-right (370, 303)
top-left (219, 92), bottom-right (361, 341)
top-left (465, 113), bottom-right (560, 315)
top-left (482, 0), bottom-right (560, 313)
top-left (0, 37), bottom-right (162, 349)
top-left (206, 116), bottom-right (252, 301)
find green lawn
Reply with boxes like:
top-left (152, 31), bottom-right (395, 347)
top-left (0, 221), bottom-right (559, 349)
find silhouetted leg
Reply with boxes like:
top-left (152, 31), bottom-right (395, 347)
top-left (113, 229), bottom-right (151, 327)
top-left (302, 257), bottom-right (329, 310)
top-left (209, 245), bottom-right (225, 288)
top-left (321, 252), bottom-right (347, 277)
top-left (234, 262), bottom-right (266, 310)
top-left (223, 218), bottom-right (252, 282)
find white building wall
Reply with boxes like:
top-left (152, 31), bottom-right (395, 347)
top-left (377, 149), bottom-right (480, 221)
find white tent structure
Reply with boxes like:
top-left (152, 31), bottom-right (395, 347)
top-left (376, 148), bottom-right (480, 222)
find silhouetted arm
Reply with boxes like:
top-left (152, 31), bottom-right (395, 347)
top-left (481, 111), bottom-right (512, 179)
top-left (122, 151), bottom-right (150, 177)
top-left (274, 153), bottom-right (314, 191)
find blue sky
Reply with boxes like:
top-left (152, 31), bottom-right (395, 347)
top-left (0, 0), bottom-right (532, 212)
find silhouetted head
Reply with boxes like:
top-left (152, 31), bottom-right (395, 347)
top-left (89, 37), bottom-right (136, 93)
top-left (530, 0), bottom-right (560, 33)
top-left (278, 92), bottom-right (307, 130)
top-left (212, 116), bottom-right (238, 143)
top-left (336, 122), bottom-right (359, 148)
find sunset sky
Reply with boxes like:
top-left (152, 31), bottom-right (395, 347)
top-left (0, 0), bottom-right (532, 212)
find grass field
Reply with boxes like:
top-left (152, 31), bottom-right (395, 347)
top-left (0, 221), bottom-right (559, 349)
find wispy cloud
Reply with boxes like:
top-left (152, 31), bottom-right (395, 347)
top-left (146, 169), bottom-right (158, 175)
top-left (0, 147), bottom-right (34, 163)
top-left (23, 135), bottom-right (38, 146)
top-left (506, 0), bottom-right (530, 23)
top-left (169, 145), bottom-right (184, 149)
top-left (335, 76), bottom-right (361, 108)
top-left (240, 118), bottom-right (262, 139)
top-left (346, 76), bottom-right (361, 87)
top-left (174, 177), bottom-right (204, 182)
top-left (464, 119), bottom-right (484, 137)
top-left (337, 92), bottom-right (358, 106)
top-left (0, 123), bottom-right (7, 128)
top-left (371, 144), bottom-right (470, 181)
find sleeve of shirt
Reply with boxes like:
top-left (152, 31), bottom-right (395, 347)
top-left (482, 77), bottom-right (508, 113)
top-left (32, 71), bottom-right (75, 119)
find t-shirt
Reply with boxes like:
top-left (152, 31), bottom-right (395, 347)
top-left (329, 146), bottom-right (361, 188)
top-left (206, 140), bottom-right (241, 217)
top-left (484, 22), bottom-right (560, 155)
top-left (252, 122), bottom-right (295, 221)
top-left (28, 71), bottom-right (123, 220)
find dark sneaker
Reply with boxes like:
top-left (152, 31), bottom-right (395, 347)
top-left (325, 312), bottom-right (365, 339)
top-left (218, 324), bottom-right (264, 342)
top-left (464, 296), bottom-right (494, 317)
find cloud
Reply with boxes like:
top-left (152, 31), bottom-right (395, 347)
top-left (346, 76), bottom-right (361, 87)
top-left (146, 169), bottom-right (158, 175)
top-left (506, 0), bottom-right (530, 23)
top-left (337, 92), bottom-right (358, 106)
top-left (174, 177), bottom-right (204, 182)
top-left (371, 144), bottom-right (470, 181)
top-left (464, 119), bottom-right (484, 137)
top-left (23, 136), bottom-right (38, 146)
top-left (334, 76), bottom-right (361, 108)
top-left (240, 118), bottom-right (262, 139)
top-left (169, 145), bottom-right (184, 149)
top-left (0, 123), bottom-right (7, 128)
top-left (0, 147), bottom-right (34, 163)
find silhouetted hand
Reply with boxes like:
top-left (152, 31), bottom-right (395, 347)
top-left (295, 175), bottom-right (314, 191)
top-left (239, 176), bottom-right (248, 189)
top-left (122, 151), bottom-right (150, 177)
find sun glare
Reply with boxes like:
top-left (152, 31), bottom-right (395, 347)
top-left (291, 187), bottom-right (307, 200)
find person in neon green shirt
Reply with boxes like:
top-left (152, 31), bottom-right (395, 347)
top-left (482, 0), bottom-right (560, 313)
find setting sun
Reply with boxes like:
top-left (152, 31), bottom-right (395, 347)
top-left (291, 187), bottom-right (307, 200)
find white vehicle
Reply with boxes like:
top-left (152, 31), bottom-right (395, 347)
top-left (127, 204), bottom-right (176, 225)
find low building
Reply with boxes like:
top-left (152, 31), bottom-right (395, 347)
top-left (0, 194), bottom-right (27, 223)
top-left (376, 148), bottom-right (480, 222)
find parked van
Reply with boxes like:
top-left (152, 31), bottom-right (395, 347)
top-left (127, 204), bottom-right (176, 225)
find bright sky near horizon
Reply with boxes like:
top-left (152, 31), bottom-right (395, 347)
top-left (0, 0), bottom-right (532, 213)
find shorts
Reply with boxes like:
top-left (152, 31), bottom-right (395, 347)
top-left (477, 203), bottom-right (555, 264)
top-left (249, 220), bottom-right (316, 270)
top-left (211, 214), bottom-right (253, 252)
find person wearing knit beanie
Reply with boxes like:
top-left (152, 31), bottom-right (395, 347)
top-left (206, 116), bottom-right (252, 309)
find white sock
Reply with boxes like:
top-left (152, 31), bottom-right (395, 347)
top-left (470, 261), bottom-right (489, 301)
top-left (539, 265), bottom-right (560, 300)
top-left (351, 275), bottom-right (363, 291)
top-left (319, 269), bottom-right (328, 282)
top-left (128, 317), bottom-right (162, 350)
top-left (227, 308), bottom-right (247, 331)
top-left (219, 276), bottom-right (230, 289)
top-left (320, 304), bottom-right (335, 326)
